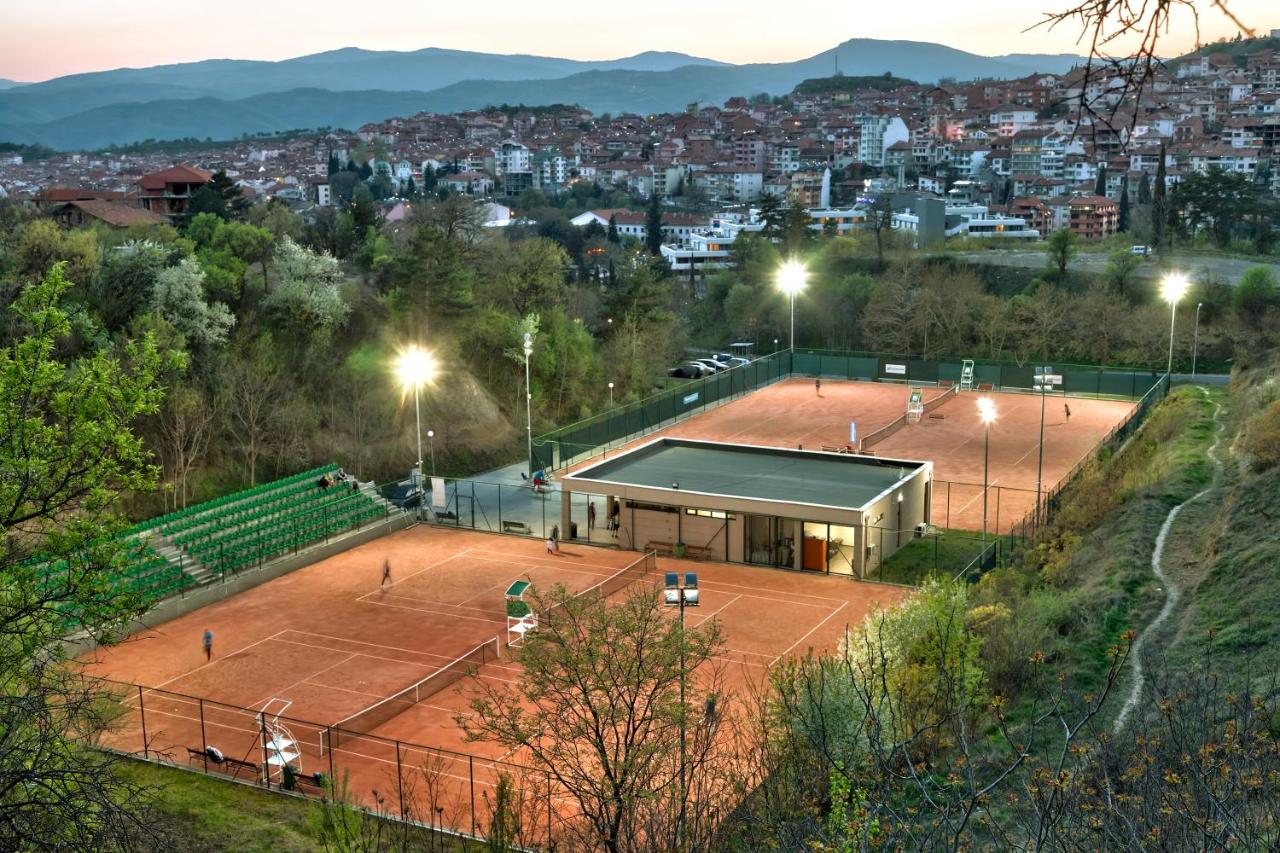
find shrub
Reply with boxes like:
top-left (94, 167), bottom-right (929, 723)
top-left (1240, 399), bottom-right (1280, 472)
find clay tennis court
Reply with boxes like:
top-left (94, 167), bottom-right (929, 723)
top-left (630, 378), bottom-right (1137, 533)
top-left (84, 524), bottom-right (907, 842)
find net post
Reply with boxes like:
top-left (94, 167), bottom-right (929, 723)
top-left (395, 740), bottom-right (405, 819)
top-left (469, 754), bottom-right (476, 836)
top-left (138, 685), bottom-right (148, 759)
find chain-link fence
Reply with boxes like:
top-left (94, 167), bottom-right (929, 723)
top-left (95, 677), bottom-right (561, 848)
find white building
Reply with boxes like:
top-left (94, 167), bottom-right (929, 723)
top-left (855, 116), bottom-right (910, 167)
top-left (893, 203), bottom-right (1039, 242)
top-left (493, 140), bottom-right (531, 175)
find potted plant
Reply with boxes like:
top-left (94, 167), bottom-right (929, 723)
top-left (674, 542), bottom-right (686, 558)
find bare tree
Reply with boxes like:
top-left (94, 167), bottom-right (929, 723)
top-left (458, 583), bottom-right (734, 853)
top-left (155, 384), bottom-right (213, 510)
top-left (216, 338), bottom-right (283, 486)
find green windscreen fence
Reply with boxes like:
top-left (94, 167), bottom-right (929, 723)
top-left (531, 349), bottom-right (1164, 473)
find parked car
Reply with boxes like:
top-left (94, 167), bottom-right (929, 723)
top-left (723, 356), bottom-right (750, 367)
top-left (693, 357), bottom-right (731, 373)
top-left (1130, 245), bottom-right (1152, 256)
top-left (387, 481), bottom-right (423, 509)
top-left (669, 362), bottom-right (711, 379)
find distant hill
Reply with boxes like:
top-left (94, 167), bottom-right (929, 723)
top-left (1170, 33), bottom-right (1280, 68)
top-left (0, 79), bottom-right (24, 91)
top-left (793, 74), bottom-right (919, 95)
top-left (0, 39), bottom-right (1088, 150)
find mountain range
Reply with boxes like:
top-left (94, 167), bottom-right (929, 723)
top-left (0, 40), bottom-right (1086, 151)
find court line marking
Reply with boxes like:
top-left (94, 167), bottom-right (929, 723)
top-left (774, 601), bottom-right (850, 663)
top-left (252, 652), bottom-right (357, 710)
top-left (361, 596), bottom-right (507, 626)
top-left (684, 593), bottom-right (741, 624)
top-left (143, 630), bottom-right (287, 692)
top-left (465, 548), bottom-right (633, 575)
top-left (279, 629), bottom-right (483, 662)
top-left (360, 548), bottom-right (477, 599)
top-left (273, 637), bottom-right (445, 670)
top-left (691, 577), bottom-right (852, 605)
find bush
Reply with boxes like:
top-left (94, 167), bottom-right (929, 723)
top-left (1240, 399), bottom-right (1280, 472)
top-left (1233, 266), bottom-right (1278, 324)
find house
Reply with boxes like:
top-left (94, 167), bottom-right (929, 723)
top-left (46, 199), bottom-right (167, 229)
top-left (1066, 194), bottom-right (1119, 240)
top-left (137, 165), bottom-right (213, 227)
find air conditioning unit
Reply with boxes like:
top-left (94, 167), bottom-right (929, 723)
top-left (915, 522), bottom-right (929, 538)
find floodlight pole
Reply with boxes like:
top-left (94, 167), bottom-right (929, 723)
top-left (523, 334), bottom-right (534, 477)
top-left (1192, 302), bottom-right (1203, 378)
top-left (983, 421), bottom-right (991, 547)
top-left (413, 384), bottom-right (423, 487)
top-left (678, 590), bottom-right (687, 853)
top-left (1166, 298), bottom-right (1178, 377)
top-left (427, 429), bottom-right (436, 477)
top-left (1036, 380), bottom-right (1046, 527)
top-left (789, 291), bottom-right (796, 353)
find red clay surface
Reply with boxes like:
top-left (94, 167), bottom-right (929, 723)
top-left (618, 378), bottom-right (1136, 533)
top-left (84, 525), bottom-right (908, 841)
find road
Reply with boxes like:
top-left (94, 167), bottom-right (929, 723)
top-left (957, 249), bottom-right (1280, 286)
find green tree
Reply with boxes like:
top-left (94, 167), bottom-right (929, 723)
top-left (0, 263), bottom-right (170, 849)
top-left (756, 194), bottom-right (784, 240)
top-left (1104, 249), bottom-right (1142, 301)
top-left (187, 184), bottom-right (227, 220)
top-left (1117, 174), bottom-right (1130, 232)
top-left (645, 192), bottom-right (664, 256)
top-left (261, 238), bottom-right (349, 346)
top-left (1094, 162), bottom-right (1107, 197)
top-left (607, 214), bottom-right (620, 244)
top-left (1045, 227), bottom-right (1078, 278)
top-left (1152, 148), bottom-right (1167, 250)
top-left (1232, 266), bottom-right (1277, 325)
top-left (1137, 171), bottom-right (1152, 205)
top-left (93, 239), bottom-right (168, 331)
top-left (1173, 165), bottom-right (1258, 247)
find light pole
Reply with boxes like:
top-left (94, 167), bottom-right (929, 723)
top-left (426, 429), bottom-right (436, 477)
top-left (1161, 273), bottom-right (1189, 377)
top-left (776, 260), bottom-right (808, 352)
top-left (1033, 367), bottom-right (1058, 528)
top-left (1192, 302), bottom-right (1203, 378)
top-left (977, 397), bottom-right (997, 547)
top-left (523, 332), bottom-right (534, 476)
top-left (607, 381), bottom-right (614, 407)
top-left (394, 346), bottom-right (438, 490)
top-left (662, 572), bottom-right (699, 853)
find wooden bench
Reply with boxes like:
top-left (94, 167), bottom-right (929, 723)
top-left (502, 520), bottom-right (532, 535)
top-left (821, 444), bottom-right (854, 454)
top-left (646, 540), bottom-right (674, 556)
top-left (186, 747), bottom-right (259, 779)
top-left (928, 413), bottom-right (945, 420)
top-left (684, 545), bottom-right (712, 561)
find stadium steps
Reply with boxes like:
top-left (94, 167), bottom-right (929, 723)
top-left (147, 532), bottom-right (214, 587)
top-left (361, 482), bottom-right (400, 516)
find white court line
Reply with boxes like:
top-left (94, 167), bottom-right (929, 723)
top-left (467, 548), bottom-right (635, 574)
top-left (686, 593), bottom-right (741, 624)
top-left (952, 478), bottom-right (1001, 516)
top-left (687, 584), bottom-right (839, 610)
top-left (362, 597), bottom-right (507, 626)
top-left (272, 637), bottom-right (444, 670)
top-left (693, 577), bottom-right (849, 605)
top-left (357, 548), bottom-right (476, 601)
top-left (144, 630), bottom-right (287, 692)
top-left (252, 653), bottom-right (357, 710)
top-left (774, 601), bottom-right (849, 663)
top-left (279, 629), bottom-right (471, 662)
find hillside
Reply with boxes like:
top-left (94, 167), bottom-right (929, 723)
top-left (793, 73), bottom-right (919, 95)
top-left (0, 38), bottom-right (1085, 150)
top-left (1170, 32), bottom-right (1280, 68)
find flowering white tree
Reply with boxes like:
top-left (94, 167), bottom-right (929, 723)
top-left (150, 257), bottom-right (235, 348)
top-left (262, 237), bottom-right (350, 336)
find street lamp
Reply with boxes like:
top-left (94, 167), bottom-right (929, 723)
top-left (394, 345), bottom-right (438, 490)
top-left (523, 332), bottom-right (534, 477)
top-left (1033, 366), bottom-right (1059, 527)
top-left (1192, 302), bottom-right (1203, 378)
top-left (776, 260), bottom-right (808, 352)
top-left (977, 397), bottom-right (997, 546)
top-left (1160, 272), bottom-right (1190, 377)
top-left (662, 571), bottom-right (700, 852)
top-left (607, 381), bottom-right (615, 407)
top-left (426, 429), bottom-right (436, 477)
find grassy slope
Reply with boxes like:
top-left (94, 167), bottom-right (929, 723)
top-left (117, 758), bottom-right (480, 852)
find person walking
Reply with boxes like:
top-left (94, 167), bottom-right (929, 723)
top-left (381, 559), bottom-right (392, 586)
top-left (202, 629), bottom-right (213, 662)
top-left (587, 501), bottom-right (597, 531)
top-left (545, 534), bottom-right (556, 555)
top-left (550, 525), bottom-right (560, 555)
top-left (1063, 402), bottom-right (1072, 422)
top-left (815, 377), bottom-right (822, 396)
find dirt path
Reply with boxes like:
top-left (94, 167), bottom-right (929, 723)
top-left (1114, 388), bottom-right (1224, 732)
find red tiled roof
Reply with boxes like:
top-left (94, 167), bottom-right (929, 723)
top-left (137, 165), bottom-right (213, 191)
top-left (38, 187), bottom-right (129, 203)
top-left (52, 200), bottom-right (167, 228)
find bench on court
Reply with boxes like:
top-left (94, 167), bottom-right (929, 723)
top-left (186, 747), bottom-right (259, 779)
top-left (821, 444), bottom-right (854, 454)
top-left (646, 540), bottom-right (674, 556)
top-left (684, 545), bottom-right (712, 561)
top-left (928, 413), bottom-right (945, 420)
top-left (502, 520), bottom-right (532, 535)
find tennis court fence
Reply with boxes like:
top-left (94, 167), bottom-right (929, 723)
top-left (326, 636), bottom-right (501, 751)
top-left (92, 675), bottom-right (562, 847)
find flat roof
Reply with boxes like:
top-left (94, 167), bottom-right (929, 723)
top-left (566, 439), bottom-right (924, 510)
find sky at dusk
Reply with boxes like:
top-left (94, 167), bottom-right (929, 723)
top-left (1, 0), bottom-right (1275, 82)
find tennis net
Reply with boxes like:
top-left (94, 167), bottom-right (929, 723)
top-left (860, 385), bottom-right (958, 453)
top-left (540, 551), bottom-right (657, 625)
top-left (325, 636), bottom-right (500, 751)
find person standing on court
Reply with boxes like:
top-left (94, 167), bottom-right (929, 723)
top-left (587, 502), bottom-right (596, 531)
top-left (202, 629), bottom-right (213, 662)
top-left (815, 377), bottom-right (822, 396)
top-left (1064, 402), bottom-right (1072, 422)
top-left (550, 525), bottom-right (560, 555)
top-left (381, 559), bottom-right (392, 586)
